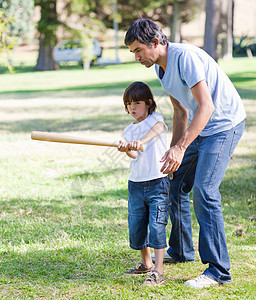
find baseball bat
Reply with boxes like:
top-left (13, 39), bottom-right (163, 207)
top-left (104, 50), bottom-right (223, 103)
top-left (31, 131), bottom-right (144, 152)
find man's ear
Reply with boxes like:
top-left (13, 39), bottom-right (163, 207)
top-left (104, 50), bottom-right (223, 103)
top-left (153, 38), bottom-right (160, 48)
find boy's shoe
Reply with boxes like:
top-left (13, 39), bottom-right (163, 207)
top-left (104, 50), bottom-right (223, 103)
top-left (184, 275), bottom-right (219, 289)
top-left (124, 262), bottom-right (154, 274)
top-left (143, 270), bottom-right (164, 286)
top-left (151, 251), bottom-right (177, 263)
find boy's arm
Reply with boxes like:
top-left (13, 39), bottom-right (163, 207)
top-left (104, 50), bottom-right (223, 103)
top-left (127, 121), bottom-right (166, 151)
top-left (118, 140), bottom-right (139, 159)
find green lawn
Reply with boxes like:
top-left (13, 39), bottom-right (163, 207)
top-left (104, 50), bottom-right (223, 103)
top-left (0, 56), bottom-right (255, 299)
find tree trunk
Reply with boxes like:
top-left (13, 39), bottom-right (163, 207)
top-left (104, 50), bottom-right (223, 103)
top-left (35, 34), bottom-right (59, 71)
top-left (203, 0), bottom-right (221, 61)
top-left (169, 2), bottom-right (182, 43)
top-left (221, 0), bottom-right (233, 59)
top-left (35, 0), bottom-right (58, 71)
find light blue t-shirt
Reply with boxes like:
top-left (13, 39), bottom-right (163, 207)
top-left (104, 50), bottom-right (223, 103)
top-left (155, 43), bottom-right (246, 136)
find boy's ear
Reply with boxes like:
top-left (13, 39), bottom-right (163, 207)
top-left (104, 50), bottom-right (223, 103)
top-left (149, 99), bottom-right (153, 105)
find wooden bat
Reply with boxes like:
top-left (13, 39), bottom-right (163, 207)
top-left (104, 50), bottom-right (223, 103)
top-left (31, 131), bottom-right (144, 152)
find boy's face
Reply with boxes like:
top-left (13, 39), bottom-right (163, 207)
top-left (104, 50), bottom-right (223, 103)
top-left (129, 40), bottom-right (158, 68)
top-left (126, 100), bottom-right (149, 123)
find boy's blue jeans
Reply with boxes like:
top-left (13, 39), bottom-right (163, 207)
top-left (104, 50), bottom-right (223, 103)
top-left (167, 120), bottom-right (245, 283)
top-left (128, 176), bottom-right (171, 250)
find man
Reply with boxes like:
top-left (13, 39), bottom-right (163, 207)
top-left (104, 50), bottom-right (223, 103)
top-left (124, 18), bottom-right (246, 289)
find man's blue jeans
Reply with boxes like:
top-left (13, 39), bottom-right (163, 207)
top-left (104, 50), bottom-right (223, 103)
top-left (167, 120), bottom-right (245, 283)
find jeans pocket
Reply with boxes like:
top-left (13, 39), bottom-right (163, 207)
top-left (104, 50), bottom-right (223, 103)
top-left (229, 130), bottom-right (243, 156)
top-left (161, 176), bottom-right (171, 194)
top-left (157, 203), bottom-right (171, 225)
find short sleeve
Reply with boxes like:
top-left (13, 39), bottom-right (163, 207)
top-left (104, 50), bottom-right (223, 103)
top-left (148, 112), bottom-right (168, 133)
top-left (123, 124), bottom-right (132, 142)
top-left (179, 50), bottom-right (206, 88)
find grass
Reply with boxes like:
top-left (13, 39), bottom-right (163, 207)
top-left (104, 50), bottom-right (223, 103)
top-left (219, 57), bottom-right (256, 100)
top-left (0, 54), bottom-right (255, 299)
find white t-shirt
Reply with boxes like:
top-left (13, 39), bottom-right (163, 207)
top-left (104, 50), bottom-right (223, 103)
top-left (123, 112), bottom-right (168, 182)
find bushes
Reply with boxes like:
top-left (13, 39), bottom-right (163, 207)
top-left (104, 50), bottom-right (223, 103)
top-left (233, 36), bottom-right (256, 57)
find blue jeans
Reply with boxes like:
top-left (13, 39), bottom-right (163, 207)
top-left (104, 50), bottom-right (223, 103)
top-left (128, 177), bottom-right (171, 250)
top-left (167, 120), bottom-right (245, 283)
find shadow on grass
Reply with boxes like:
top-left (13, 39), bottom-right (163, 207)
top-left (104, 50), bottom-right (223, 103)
top-left (227, 71), bottom-right (256, 100)
top-left (0, 167), bottom-right (129, 216)
top-left (236, 88), bottom-right (256, 100)
top-left (0, 244), bottom-right (130, 284)
top-left (0, 175), bottom-right (130, 284)
top-left (244, 114), bottom-right (256, 128)
top-left (0, 60), bottom-right (135, 75)
top-left (0, 113), bottom-right (173, 134)
top-left (0, 78), bottom-right (162, 99)
top-left (221, 154), bottom-right (256, 200)
top-left (0, 114), bottom-right (131, 133)
top-left (0, 161), bottom-right (255, 287)
top-left (229, 72), bottom-right (256, 83)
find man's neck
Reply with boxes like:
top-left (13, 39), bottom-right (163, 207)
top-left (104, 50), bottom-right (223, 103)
top-left (156, 43), bottom-right (168, 71)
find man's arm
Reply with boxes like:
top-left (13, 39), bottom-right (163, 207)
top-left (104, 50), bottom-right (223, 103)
top-left (169, 95), bottom-right (189, 147)
top-left (161, 79), bottom-right (215, 175)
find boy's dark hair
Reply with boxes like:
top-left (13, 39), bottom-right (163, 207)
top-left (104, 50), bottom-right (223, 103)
top-left (123, 81), bottom-right (157, 115)
top-left (124, 18), bottom-right (169, 46)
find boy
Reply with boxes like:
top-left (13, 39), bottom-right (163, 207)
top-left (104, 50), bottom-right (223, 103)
top-left (118, 81), bottom-right (170, 286)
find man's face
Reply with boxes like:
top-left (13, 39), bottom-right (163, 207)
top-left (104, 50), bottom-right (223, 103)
top-left (128, 39), bottom-right (158, 68)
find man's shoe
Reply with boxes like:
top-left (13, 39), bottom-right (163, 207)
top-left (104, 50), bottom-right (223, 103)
top-left (184, 275), bottom-right (219, 289)
top-left (151, 251), bottom-right (177, 263)
top-left (143, 270), bottom-right (164, 286)
top-left (124, 262), bottom-right (154, 275)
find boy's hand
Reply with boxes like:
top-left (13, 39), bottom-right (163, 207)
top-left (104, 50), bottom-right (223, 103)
top-left (118, 140), bottom-right (128, 152)
top-left (118, 140), bottom-right (139, 159)
top-left (127, 140), bottom-right (144, 151)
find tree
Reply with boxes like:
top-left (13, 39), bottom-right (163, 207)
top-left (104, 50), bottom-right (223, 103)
top-left (203, 0), bottom-right (220, 61)
top-left (32, 0), bottom-right (203, 70)
top-left (34, 0), bottom-right (106, 71)
top-left (153, 0), bottom-right (203, 43)
top-left (35, 0), bottom-right (59, 71)
top-left (203, 0), bottom-right (234, 61)
top-left (0, 9), bottom-right (17, 72)
top-left (85, 0), bottom-right (203, 43)
top-left (0, 0), bottom-right (34, 44)
top-left (220, 0), bottom-right (234, 59)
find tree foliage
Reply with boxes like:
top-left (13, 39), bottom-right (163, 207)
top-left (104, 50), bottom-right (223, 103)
top-left (0, 0), bottom-right (34, 43)
top-left (0, 9), bottom-right (17, 72)
top-left (77, 0), bottom-right (203, 42)
top-left (148, 0), bottom-right (203, 42)
top-left (35, 0), bottom-right (59, 45)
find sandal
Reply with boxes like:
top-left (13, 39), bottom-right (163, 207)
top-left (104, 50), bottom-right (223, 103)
top-left (143, 270), bottom-right (164, 286)
top-left (124, 262), bottom-right (154, 274)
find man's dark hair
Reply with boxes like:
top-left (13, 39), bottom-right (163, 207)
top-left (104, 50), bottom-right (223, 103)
top-left (123, 81), bottom-right (157, 115)
top-left (124, 18), bottom-right (168, 46)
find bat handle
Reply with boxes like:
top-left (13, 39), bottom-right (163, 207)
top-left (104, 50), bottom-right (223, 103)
top-left (116, 141), bottom-right (144, 152)
top-left (139, 144), bottom-right (144, 152)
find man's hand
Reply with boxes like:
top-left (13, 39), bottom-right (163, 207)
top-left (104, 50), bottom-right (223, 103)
top-left (160, 145), bottom-right (186, 175)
